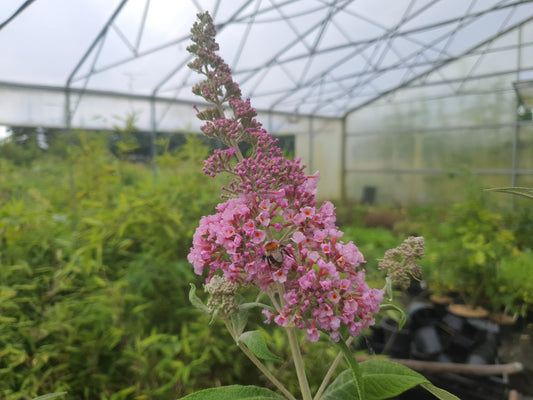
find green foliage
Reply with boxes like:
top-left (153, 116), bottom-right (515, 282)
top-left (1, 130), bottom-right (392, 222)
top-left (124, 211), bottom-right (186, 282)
top-left (0, 127), bottom-right (45, 166)
top-left (321, 361), bottom-right (459, 400)
top-left (493, 249), bottom-right (533, 315)
top-left (422, 196), bottom-right (515, 307)
top-left (402, 187), bottom-right (533, 316)
top-left (110, 113), bottom-right (141, 159)
top-left (179, 385), bottom-right (284, 400)
top-left (0, 131), bottom-right (262, 399)
top-left (238, 331), bottom-right (283, 363)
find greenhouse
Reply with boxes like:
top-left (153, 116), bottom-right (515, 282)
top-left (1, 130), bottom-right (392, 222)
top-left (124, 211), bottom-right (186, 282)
top-left (1, 1), bottom-right (533, 400)
top-left (2, 0), bottom-right (533, 203)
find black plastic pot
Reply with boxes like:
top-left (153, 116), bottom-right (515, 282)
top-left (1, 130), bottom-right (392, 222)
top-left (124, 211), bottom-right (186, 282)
top-left (466, 333), bottom-right (499, 365)
top-left (381, 318), bottom-right (412, 359)
top-left (411, 325), bottom-right (443, 360)
top-left (408, 301), bottom-right (438, 329)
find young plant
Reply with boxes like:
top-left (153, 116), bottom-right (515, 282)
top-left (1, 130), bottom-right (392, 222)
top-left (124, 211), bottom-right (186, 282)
top-left (185, 11), bottom-right (459, 400)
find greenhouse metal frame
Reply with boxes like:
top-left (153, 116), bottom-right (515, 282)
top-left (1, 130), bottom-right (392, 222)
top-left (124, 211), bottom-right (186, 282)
top-left (1, 0), bottom-right (532, 203)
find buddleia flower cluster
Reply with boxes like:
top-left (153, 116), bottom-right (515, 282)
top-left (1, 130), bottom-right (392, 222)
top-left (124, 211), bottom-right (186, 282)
top-left (186, 12), bottom-right (383, 342)
top-left (378, 236), bottom-right (425, 290)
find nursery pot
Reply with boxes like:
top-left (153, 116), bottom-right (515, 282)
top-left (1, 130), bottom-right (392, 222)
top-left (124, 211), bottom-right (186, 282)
top-left (448, 303), bottom-right (489, 319)
top-left (381, 318), bottom-right (411, 359)
top-left (408, 301), bottom-right (438, 329)
top-left (490, 313), bottom-right (517, 341)
top-left (410, 325), bottom-right (443, 360)
top-left (466, 333), bottom-right (498, 365)
top-left (430, 294), bottom-right (454, 318)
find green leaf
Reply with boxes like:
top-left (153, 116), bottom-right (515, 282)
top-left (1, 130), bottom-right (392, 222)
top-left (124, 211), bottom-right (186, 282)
top-left (321, 369), bottom-right (358, 400)
top-left (334, 340), bottom-right (363, 400)
top-left (360, 360), bottom-right (429, 400)
top-left (421, 383), bottom-right (461, 400)
top-left (323, 361), bottom-right (443, 400)
top-left (32, 393), bottom-right (68, 400)
top-left (189, 283), bottom-right (210, 314)
top-left (238, 331), bottom-right (283, 362)
top-left (179, 385), bottom-right (285, 400)
top-left (485, 186), bottom-right (533, 201)
top-left (379, 303), bottom-right (407, 329)
top-left (230, 308), bottom-right (249, 337)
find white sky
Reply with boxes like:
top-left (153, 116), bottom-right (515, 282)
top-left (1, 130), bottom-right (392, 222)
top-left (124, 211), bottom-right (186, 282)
top-left (0, 126), bottom-right (10, 140)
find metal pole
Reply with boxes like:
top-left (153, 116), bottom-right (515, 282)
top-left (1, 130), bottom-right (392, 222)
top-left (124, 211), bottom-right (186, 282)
top-left (65, 88), bottom-right (71, 130)
top-left (308, 116), bottom-right (314, 173)
top-left (512, 26), bottom-right (523, 188)
top-left (341, 115), bottom-right (347, 201)
top-left (150, 98), bottom-right (158, 176)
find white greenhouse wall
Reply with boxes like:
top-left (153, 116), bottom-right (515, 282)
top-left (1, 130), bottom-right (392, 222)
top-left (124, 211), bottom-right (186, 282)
top-left (0, 83), bottom-right (345, 201)
top-left (258, 113), bottom-right (344, 201)
top-left (344, 21), bottom-right (533, 206)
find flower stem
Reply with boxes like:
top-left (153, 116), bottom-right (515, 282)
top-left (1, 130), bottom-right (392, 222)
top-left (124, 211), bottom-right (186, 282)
top-left (313, 336), bottom-right (355, 400)
top-left (237, 341), bottom-right (297, 400)
top-left (224, 320), bottom-right (296, 400)
top-left (286, 327), bottom-right (312, 400)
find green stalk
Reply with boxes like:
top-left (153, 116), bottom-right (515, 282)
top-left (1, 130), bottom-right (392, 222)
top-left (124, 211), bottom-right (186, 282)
top-left (236, 341), bottom-right (297, 400)
top-left (224, 320), bottom-right (296, 400)
top-left (336, 339), bottom-right (363, 400)
top-left (313, 336), bottom-right (355, 400)
top-left (286, 327), bottom-right (313, 400)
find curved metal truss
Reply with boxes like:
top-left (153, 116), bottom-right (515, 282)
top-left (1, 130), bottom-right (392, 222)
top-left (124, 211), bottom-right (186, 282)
top-left (1, 0), bottom-right (533, 125)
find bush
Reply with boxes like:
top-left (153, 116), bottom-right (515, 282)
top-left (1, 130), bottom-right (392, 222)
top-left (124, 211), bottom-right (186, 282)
top-left (0, 132), bottom-right (266, 399)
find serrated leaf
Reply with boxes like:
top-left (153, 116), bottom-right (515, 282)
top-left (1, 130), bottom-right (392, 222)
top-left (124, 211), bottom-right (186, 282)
top-left (485, 187), bottom-right (533, 201)
top-left (238, 331), bottom-right (283, 362)
top-left (360, 360), bottom-right (428, 400)
top-left (179, 385), bottom-right (285, 400)
top-left (189, 283), bottom-right (210, 314)
top-left (420, 383), bottom-right (461, 400)
top-left (32, 393), bottom-right (68, 400)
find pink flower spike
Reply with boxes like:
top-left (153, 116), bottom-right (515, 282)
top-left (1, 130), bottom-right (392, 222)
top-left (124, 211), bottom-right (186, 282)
top-left (187, 12), bottom-right (386, 341)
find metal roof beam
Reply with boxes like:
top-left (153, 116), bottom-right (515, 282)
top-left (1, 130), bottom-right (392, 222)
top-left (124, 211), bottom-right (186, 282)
top-left (66, 0), bottom-right (129, 88)
top-left (344, 15), bottom-right (533, 116)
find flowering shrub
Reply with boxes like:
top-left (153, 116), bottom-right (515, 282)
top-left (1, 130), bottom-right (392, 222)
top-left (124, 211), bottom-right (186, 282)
top-left (185, 11), bottom-right (458, 400)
